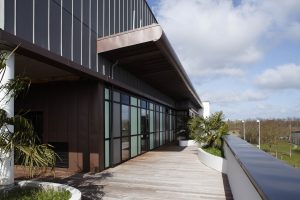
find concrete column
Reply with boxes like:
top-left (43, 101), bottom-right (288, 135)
top-left (0, 52), bottom-right (15, 186)
top-left (0, 0), bottom-right (4, 30)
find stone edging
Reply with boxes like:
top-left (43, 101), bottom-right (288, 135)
top-left (197, 147), bottom-right (227, 173)
top-left (18, 180), bottom-right (81, 200)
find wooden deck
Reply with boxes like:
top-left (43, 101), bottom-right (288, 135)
top-left (101, 144), bottom-right (233, 200)
top-left (34, 144), bottom-right (233, 200)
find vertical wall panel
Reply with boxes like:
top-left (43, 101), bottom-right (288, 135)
top-left (120, 0), bottom-right (124, 32)
top-left (115, 0), bottom-right (119, 34)
top-left (91, 0), bottom-right (97, 32)
top-left (124, 0), bottom-right (128, 32)
top-left (129, 0), bottom-right (132, 30)
top-left (90, 0), bottom-right (97, 71)
top-left (50, 0), bottom-right (61, 55)
top-left (16, 0), bottom-right (33, 42)
top-left (137, 0), bottom-right (140, 27)
top-left (62, 0), bottom-right (72, 60)
top-left (143, 1), bottom-right (147, 26)
top-left (82, 0), bottom-right (89, 66)
top-left (73, 0), bottom-right (81, 64)
top-left (109, 0), bottom-right (114, 35)
top-left (134, 0), bottom-right (137, 29)
top-left (4, 0), bottom-right (14, 34)
top-left (98, 0), bottom-right (103, 37)
top-left (104, 0), bottom-right (109, 36)
top-left (35, 0), bottom-right (48, 49)
top-left (91, 31), bottom-right (97, 71)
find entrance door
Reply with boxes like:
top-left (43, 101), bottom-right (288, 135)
top-left (141, 108), bottom-right (149, 153)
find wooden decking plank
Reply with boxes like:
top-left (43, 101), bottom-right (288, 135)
top-left (102, 144), bottom-right (233, 200)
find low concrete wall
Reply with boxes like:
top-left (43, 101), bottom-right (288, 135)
top-left (18, 180), bottom-right (81, 200)
top-left (179, 140), bottom-right (197, 147)
top-left (197, 148), bottom-right (227, 173)
top-left (223, 142), bottom-right (262, 200)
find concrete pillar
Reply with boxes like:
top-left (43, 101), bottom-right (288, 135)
top-left (0, 0), bottom-right (4, 30)
top-left (0, 52), bottom-right (15, 186)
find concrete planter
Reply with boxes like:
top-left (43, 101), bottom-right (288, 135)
top-left (18, 180), bottom-right (81, 200)
top-left (179, 140), bottom-right (197, 147)
top-left (197, 148), bottom-right (227, 173)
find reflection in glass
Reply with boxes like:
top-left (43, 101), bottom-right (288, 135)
top-left (121, 94), bottom-right (130, 105)
top-left (105, 140), bottom-right (110, 167)
top-left (131, 107), bottom-right (138, 135)
top-left (113, 91), bottom-right (120, 102)
top-left (112, 103), bottom-right (121, 137)
top-left (105, 101), bottom-right (110, 139)
top-left (131, 136), bottom-right (138, 157)
top-left (122, 105), bottom-right (129, 136)
top-left (122, 137), bottom-right (130, 161)
top-left (150, 133), bottom-right (154, 150)
top-left (113, 139), bottom-right (121, 164)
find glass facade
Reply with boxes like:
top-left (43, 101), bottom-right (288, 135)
top-left (104, 87), bottom-right (176, 168)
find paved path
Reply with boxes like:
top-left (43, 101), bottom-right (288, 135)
top-left (39, 144), bottom-right (233, 200)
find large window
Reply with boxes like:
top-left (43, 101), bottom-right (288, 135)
top-left (104, 87), bottom-right (176, 168)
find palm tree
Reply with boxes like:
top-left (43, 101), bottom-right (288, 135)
top-left (0, 48), bottom-right (56, 185)
top-left (188, 111), bottom-right (228, 149)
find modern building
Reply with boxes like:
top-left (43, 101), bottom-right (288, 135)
top-left (0, 0), bottom-right (202, 173)
top-left (200, 101), bottom-right (210, 118)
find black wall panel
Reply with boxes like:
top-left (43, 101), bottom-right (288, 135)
top-left (124, 0), bottom-right (128, 32)
top-left (91, 0), bottom-right (97, 33)
top-left (104, 0), bottom-right (109, 36)
top-left (143, 2), bottom-right (147, 26)
top-left (134, 0), bottom-right (137, 29)
top-left (129, 0), bottom-right (132, 30)
top-left (83, 0), bottom-right (89, 26)
top-left (120, 0), bottom-right (124, 32)
top-left (91, 0), bottom-right (97, 71)
top-left (73, 0), bottom-right (81, 64)
top-left (50, 0), bottom-right (61, 55)
top-left (91, 32), bottom-right (97, 71)
top-left (98, 0), bottom-right (104, 37)
top-left (4, 0), bottom-right (14, 34)
top-left (115, 0), bottom-right (119, 34)
top-left (62, 0), bottom-right (72, 60)
top-left (35, 0), bottom-right (48, 49)
top-left (82, 26), bottom-right (89, 67)
top-left (16, 0), bottom-right (33, 42)
top-left (82, 0), bottom-right (90, 67)
top-left (109, 0), bottom-right (114, 35)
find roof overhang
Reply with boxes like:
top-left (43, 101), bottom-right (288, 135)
top-left (97, 24), bottom-right (202, 109)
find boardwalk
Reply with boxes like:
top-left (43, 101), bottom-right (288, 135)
top-left (37, 144), bottom-right (233, 200)
top-left (101, 144), bottom-right (232, 200)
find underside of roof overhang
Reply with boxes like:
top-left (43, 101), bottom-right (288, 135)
top-left (97, 24), bottom-right (202, 109)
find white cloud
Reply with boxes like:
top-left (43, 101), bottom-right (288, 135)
top-left (155, 0), bottom-right (300, 79)
top-left (201, 90), bottom-right (267, 105)
top-left (255, 64), bottom-right (300, 90)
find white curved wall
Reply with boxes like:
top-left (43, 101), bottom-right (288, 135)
top-left (179, 140), bottom-right (197, 147)
top-left (197, 148), bottom-right (226, 173)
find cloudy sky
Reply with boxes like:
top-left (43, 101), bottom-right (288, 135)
top-left (147, 0), bottom-right (300, 120)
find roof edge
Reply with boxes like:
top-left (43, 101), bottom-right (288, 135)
top-left (97, 24), bottom-right (163, 53)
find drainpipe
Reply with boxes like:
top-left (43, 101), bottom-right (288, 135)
top-left (110, 60), bottom-right (119, 80)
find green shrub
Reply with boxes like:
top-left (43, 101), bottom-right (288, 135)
top-left (203, 146), bottom-right (224, 158)
top-left (188, 111), bottom-right (228, 150)
top-left (0, 186), bottom-right (71, 200)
